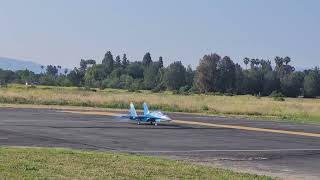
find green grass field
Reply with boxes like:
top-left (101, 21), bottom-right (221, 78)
top-left (0, 147), bottom-right (273, 180)
top-left (0, 84), bottom-right (320, 124)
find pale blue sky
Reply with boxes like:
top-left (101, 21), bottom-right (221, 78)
top-left (0, 0), bottom-right (319, 69)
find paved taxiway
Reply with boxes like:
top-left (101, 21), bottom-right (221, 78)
top-left (0, 108), bottom-right (319, 179)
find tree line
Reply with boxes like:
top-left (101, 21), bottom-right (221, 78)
top-left (0, 51), bottom-right (319, 97)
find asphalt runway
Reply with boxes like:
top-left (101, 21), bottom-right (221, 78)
top-left (0, 108), bottom-right (320, 179)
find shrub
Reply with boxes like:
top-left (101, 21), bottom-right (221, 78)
top-left (269, 91), bottom-right (285, 101)
top-left (151, 86), bottom-right (162, 93)
top-left (27, 85), bottom-right (37, 89)
top-left (128, 88), bottom-right (141, 93)
top-left (171, 90), bottom-right (178, 95)
top-left (223, 92), bottom-right (234, 96)
top-left (0, 83), bottom-right (8, 88)
top-left (188, 86), bottom-right (199, 94)
top-left (205, 92), bottom-right (223, 96)
top-left (179, 86), bottom-right (190, 95)
top-left (201, 105), bottom-right (209, 111)
top-left (128, 88), bottom-right (136, 92)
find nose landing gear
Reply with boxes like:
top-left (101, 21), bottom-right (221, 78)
top-left (149, 121), bottom-right (158, 126)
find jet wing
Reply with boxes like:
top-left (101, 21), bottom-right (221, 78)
top-left (134, 115), bottom-right (149, 120)
top-left (121, 115), bottom-right (149, 120)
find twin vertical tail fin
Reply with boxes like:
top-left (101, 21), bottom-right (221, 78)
top-left (143, 102), bottom-right (150, 115)
top-left (129, 102), bottom-right (149, 118)
top-left (130, 102), bottom-right (138, 118)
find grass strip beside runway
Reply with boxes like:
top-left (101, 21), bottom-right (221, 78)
top-left (0, 147), bottom-right (273, 180)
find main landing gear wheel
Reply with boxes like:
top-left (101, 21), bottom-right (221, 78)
top-left (154, 123), bottom-right (158, 126)
top-left (137, 121), bottom-right (141, 125)
top-left (150, 122), bottom-right (153, 125)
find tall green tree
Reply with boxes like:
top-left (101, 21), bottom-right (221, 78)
top-left (115, 55), bottom-right (121, 69)
top-left (16, 69), bottom-right (36, 84)
top-left (195, 53), bottom-right (221, 93)
top-left (185, 65), bottom-right (195, 88)
top-left (46, 65), bottom-right (58, 76)
top-left (84, 66), bottom-right (97, 87)
top-left (281, 72), bottom-right (304, 97)
top-left (142, 52), bottom-right (152, 66)
top-left (0, 69), bottom-right (16, 85)
top-left (263, 71), bottom-right (280, 95)
top-left (80, 59), bottom-right (87, 72)
top-left (304, 68), bottom-right (320, 97)
top-left (275, 56), bottom-right (294, 79)
top-left (86, 59), bottom-right (96, 65)
top-left (143, 63), bottom-right (160, 90)
top-left (94, 64), bottom-right (108, 81)
top-left (121, 53), bottom-right (129, 69)
top-left (234, 64), bottom-right (244, 94)
top-left (67, 68), bottom-right (84, 86)
top-left (80, 59), bottom-right (96, 72)
top-left (127, 62), bottom-right (144, 79)
top-left (158, 56), bottom-right (164, 68)
top-left (242, 69), bottom-right (262, 95)
top-left (163, 61), bottom-right (187, 90)
top-left (217, 56), bottom-right (236, 93)
top-left (102, 51), bottom-right (114, 73)
top-left (243, 57), bottom-right (250, 70)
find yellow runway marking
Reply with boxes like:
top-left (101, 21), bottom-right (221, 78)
top-left (173, 120), bottom-right (320, 138)
top-left (60, 110), bottom-right (320, 138)
top-left (60, 111), bottom-right (120, 116)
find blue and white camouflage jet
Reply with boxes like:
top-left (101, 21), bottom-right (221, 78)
top-left (123, 102), bottom-right (171, 126)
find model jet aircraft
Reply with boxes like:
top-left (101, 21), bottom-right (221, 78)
top-left (122, 102), bottom-right (171, 126)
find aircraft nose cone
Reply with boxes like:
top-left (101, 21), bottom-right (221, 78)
top-left (163, 115), bottom-right (172, 121)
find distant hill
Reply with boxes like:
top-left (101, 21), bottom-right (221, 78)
top-left (0, 57), bottom-right (43, 74)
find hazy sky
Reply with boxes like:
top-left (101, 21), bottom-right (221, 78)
top-left (0, 0), bottom-right (319, 69)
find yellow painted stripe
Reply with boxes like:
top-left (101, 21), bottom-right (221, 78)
top-left (173, 120), bottom-right (320, 138)
top-left (60, 110), bottom-right (320, 138)
top-left (60, 111), bottom-right (120, 116)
